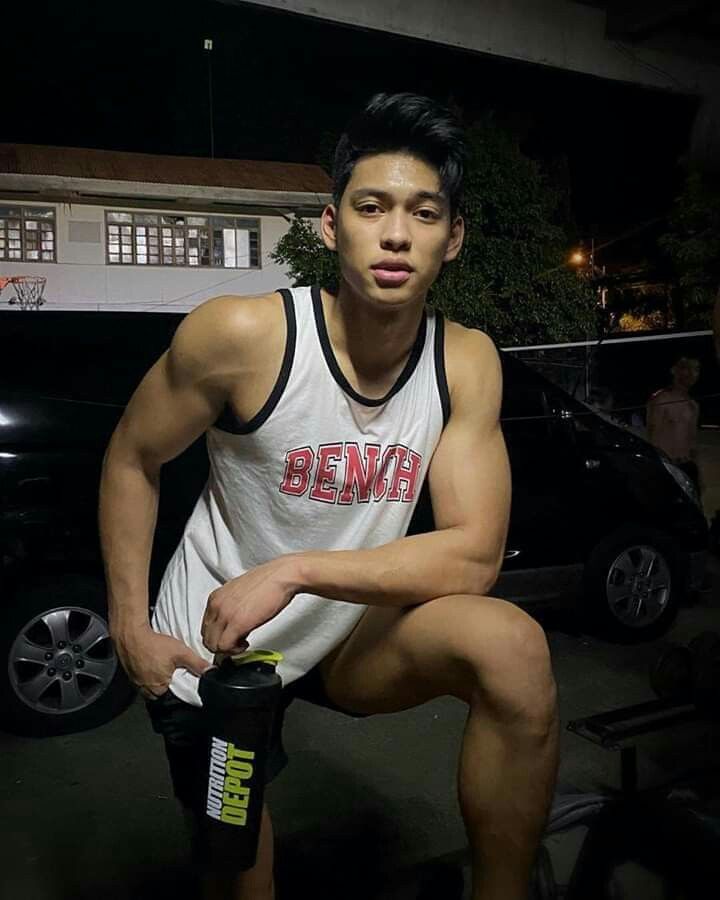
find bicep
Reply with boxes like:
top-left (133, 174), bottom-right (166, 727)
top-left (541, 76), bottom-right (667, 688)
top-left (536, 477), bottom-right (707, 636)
top-left (427, 331), bottom-right (511, 555)
top-left (647, 399), bottom-right (663, 433)
top-left (112, 350), bottom-right (225, 469)
top-left (429, 417), bottom-right (511, 539)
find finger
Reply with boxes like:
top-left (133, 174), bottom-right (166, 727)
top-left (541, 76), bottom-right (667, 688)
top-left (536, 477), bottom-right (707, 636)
top-left (142, 689), bottom-right (163, 701)
top-left (201, 614), bottom-right (221, 653)
top-left (175, 647), bottom-right (214, 677)
top-left (213, 641), bottom-right (249, 666)
top-left (216, 623), bottom-right (250, 655)
top-left (201, 603), bottom-right (222, 652)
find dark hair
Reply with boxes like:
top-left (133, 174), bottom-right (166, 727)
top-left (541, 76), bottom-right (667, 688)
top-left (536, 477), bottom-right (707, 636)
top-left (332, 92), bottom-right (466, 218)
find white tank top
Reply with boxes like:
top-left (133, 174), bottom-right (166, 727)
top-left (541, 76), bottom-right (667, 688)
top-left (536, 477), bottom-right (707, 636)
top-left (152, 284), bottom-right (449, 706)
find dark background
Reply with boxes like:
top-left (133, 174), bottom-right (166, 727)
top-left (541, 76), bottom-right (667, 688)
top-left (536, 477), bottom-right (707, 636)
top-left (5, 0), bottom-right (700, 235)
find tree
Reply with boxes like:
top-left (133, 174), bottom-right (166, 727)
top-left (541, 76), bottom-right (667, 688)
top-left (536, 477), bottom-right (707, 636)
top-left (271, 117), bottom-right (597, 346)
top-left (660, 169), bottom-right (720, 330)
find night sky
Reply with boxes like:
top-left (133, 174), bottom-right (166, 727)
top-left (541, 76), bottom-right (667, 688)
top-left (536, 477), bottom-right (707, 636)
top-left (7, 0), bottom-right (699, 238)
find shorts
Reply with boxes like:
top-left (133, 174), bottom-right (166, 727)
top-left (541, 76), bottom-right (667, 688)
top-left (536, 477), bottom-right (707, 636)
top-left (144, 664), bottom-right (367, 811)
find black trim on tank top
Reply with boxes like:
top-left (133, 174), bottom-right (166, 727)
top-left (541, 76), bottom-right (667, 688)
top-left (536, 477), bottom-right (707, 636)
top-left (212, 288), bottom-right (297, 434)
top-left (311, 283), bottom-right (427, 407)
top-left (433, 311), bottom-right (451, 428)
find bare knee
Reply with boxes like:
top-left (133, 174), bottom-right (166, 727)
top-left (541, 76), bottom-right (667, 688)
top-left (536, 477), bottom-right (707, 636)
top-left (458, 599), bottom-right (558, 732)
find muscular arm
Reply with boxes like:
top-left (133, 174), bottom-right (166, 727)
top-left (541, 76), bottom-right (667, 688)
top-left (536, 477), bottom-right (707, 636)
top-left (646, 394), bottom-right (663, 446)
top-left (99, 296), bottom-right (267, 637)
top-left (688, 401), bottom-right (700, 462)
top-left (288, 328), bottom-right (511, 605)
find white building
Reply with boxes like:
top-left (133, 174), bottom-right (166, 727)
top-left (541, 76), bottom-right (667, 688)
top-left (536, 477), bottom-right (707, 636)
top-left (0, 144), bottom-right (332, 313)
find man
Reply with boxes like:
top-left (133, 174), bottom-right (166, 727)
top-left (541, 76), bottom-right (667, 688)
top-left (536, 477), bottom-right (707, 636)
top-left (646, 356), bottom-right (702, 492)
top-left (99, 93), bottom-right (559, 900)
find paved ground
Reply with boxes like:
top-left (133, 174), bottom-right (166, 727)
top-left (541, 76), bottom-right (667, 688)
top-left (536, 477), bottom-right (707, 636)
top-left (3, 433), bottom-right (720, 899)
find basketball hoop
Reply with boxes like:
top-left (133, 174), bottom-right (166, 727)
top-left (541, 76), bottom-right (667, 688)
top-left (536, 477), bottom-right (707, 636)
top-left (5, 275), bottom-right (47, 311)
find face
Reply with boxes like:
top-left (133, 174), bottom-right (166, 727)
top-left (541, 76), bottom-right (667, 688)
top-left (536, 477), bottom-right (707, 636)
top-left (672, 359), bottom-right (700, 389)
top-left (320, 152), bottom-right (464, 310)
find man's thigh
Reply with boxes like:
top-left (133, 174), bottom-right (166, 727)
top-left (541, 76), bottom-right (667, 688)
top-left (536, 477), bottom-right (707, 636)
top-left (318, 594), bottom-right (543, 716)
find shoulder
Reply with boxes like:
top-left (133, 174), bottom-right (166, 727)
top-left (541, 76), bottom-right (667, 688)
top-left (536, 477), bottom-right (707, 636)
top-left (440, 316), bottom-right (502, 414)
top-left (648, 388), bottom-right (669, 406)
top-left (442, 318), bottom-right (501, 386)
top-left (168, 291), bottom-right (285, 383)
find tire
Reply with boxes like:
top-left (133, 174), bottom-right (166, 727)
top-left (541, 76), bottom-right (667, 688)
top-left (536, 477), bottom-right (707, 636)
top-left (581, 526), bottom-right (683, 644)
top-left (0, 573), bottom-right (137, 737)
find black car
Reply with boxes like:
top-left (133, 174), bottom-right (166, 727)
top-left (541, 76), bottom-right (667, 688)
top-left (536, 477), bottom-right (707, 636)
top-left (0, 310), bottom-right (708, 737)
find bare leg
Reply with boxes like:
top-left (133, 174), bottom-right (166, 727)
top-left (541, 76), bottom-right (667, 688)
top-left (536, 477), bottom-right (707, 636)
top-left (458, 695), bottom-right (560, 900)
top-left (184, 803), bottom-right (276, 900)
top-left (318, 594), bottom-right (561, 900)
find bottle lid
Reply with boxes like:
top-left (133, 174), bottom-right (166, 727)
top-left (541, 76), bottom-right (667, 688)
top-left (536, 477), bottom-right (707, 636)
top-left (200, 648), bottom-right (284, 708)
top-left (227, 649), bottom-right (284, 668)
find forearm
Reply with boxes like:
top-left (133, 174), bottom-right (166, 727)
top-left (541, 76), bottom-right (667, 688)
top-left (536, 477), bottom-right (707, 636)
top-left (99, 438), bottom-right (160, 636)
top-left (293, 527), bottom-right (500, 608)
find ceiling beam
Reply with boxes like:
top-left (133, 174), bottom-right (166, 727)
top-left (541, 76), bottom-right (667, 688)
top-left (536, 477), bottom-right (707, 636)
top-left (605, 0), bottom-right (709, 41)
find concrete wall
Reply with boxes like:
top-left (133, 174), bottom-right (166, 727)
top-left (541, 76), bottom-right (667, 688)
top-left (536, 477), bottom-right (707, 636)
top-left (234, 0), bottom-right (720, 95)
top-left (227, 0), bottom-right (720, 169)
top-left (0, 200), bottom-right (319, 313)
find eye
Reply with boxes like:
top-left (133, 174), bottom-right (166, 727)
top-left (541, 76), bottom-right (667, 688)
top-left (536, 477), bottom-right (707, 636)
top-left (416, 208), bottom-right (441, 220)
top-left (358, 203), bottom-right (382, 215)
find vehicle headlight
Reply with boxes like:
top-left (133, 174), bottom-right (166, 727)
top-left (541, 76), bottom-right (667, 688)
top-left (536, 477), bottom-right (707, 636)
top-left (662, 458), bottom-right (701, 508)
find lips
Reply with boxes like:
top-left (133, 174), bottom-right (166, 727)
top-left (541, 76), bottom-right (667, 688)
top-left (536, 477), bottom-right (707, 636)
top-left (371, 260), bottom-right (413, 287)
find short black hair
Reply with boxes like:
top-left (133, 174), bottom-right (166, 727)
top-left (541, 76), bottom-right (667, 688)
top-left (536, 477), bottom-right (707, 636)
top-left (332, 92), bottom-right (466, 218)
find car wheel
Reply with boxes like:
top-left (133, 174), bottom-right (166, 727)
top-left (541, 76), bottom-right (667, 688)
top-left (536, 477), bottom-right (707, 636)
top-left (582, 527), bottom-right (682, 643)
top-left (0, 573), bottom-right (136, 737)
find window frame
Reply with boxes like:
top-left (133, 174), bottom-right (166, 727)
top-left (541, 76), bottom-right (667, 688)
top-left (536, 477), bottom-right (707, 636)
top-left (104, 209), bottom-right (262, 270)
top-left (0, 205), bottom-right (57, 264)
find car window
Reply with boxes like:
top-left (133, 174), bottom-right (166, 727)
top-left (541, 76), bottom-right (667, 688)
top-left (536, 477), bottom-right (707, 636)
top-left (501, 384), bottom-right (548, 422)
top-left (0, 311), bottom-right (183, 405)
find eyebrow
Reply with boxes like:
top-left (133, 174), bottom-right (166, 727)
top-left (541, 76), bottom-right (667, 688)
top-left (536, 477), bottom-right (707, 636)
top-left (348, 188), bottom-right (447, 205)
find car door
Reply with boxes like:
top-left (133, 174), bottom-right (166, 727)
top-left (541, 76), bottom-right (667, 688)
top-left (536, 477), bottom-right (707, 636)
top-left (496, 357), bottom-right (589, 603)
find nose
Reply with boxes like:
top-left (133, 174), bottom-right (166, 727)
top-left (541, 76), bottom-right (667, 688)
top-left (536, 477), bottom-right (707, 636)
top-left (380, 209), bottom-right (411, 252)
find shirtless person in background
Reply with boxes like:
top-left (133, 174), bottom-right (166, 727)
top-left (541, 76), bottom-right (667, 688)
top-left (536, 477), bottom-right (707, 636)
top-left (647, 356), bottom-right (701, 492)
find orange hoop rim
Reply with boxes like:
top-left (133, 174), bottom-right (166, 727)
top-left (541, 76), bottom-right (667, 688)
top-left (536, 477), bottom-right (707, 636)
top-left (8, 275), bottom-right (47, 285)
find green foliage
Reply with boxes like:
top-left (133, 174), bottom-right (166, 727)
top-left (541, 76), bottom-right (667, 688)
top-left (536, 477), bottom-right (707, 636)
top-left (660, 170), bottom-right (720, 329)
top-left (271, 119), bottom-right (596, 346)
top-left (270, 216), bottom-right (339, 292)
top-left (430, 120), bottom-right (596, 344)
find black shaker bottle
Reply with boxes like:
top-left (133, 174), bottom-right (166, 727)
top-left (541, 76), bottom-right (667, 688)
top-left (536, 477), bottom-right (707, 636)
top-left (198, 649), bottom-right (284, 871)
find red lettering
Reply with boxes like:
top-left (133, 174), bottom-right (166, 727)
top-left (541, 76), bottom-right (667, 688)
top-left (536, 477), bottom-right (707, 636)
top-left (338, 443), bottom-right (381, 504)
top-left (309, 443), bottom-right (343, 503)
top-left (372, 447), bottom-right (396, 501)
top-left (279, 442), bottom-right (423, 504)
top-left (386, 447), bottom-right (422, 501)
top-left (279, 447), bottom-right (314, 496)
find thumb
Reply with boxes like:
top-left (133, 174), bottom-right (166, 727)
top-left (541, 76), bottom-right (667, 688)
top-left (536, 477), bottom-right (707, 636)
top-left (177, 647), bottom-right (214, 677)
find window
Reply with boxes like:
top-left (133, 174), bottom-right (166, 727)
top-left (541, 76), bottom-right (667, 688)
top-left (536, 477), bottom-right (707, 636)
top-left (105, 211), bottom-right (260, 268)
top-left (0, 206), bottom-right (56, 262)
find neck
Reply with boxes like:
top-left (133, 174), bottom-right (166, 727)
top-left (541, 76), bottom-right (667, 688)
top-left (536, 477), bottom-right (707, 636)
top-left (672, 380), bottom-right (689, 396)
top-left (324, 280), bottom-right (426, 379)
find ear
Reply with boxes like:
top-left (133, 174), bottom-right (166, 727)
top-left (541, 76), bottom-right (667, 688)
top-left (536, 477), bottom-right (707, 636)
top-left (443, 215), bottom-right (465, 263)
top-left (320, 204), bottom-right (339, 252)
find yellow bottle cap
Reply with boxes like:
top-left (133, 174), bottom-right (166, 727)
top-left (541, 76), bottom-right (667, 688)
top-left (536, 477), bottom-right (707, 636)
top-left (228, 649), bottom-right (284, 667)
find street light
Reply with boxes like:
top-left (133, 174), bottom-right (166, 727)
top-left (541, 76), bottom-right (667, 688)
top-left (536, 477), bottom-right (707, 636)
top-left (570, 239), bottom-right (607, 309)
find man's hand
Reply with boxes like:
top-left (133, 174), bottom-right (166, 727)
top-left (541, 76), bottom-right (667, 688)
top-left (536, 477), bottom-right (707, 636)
top-left (114, 624), bottom-right (213, 700)
top-left (201, 557), bottom-right (301, 654)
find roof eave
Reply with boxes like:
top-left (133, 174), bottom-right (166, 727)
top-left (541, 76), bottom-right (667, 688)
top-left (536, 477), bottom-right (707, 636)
top-left (0, 173), bottom-right (332, 212)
